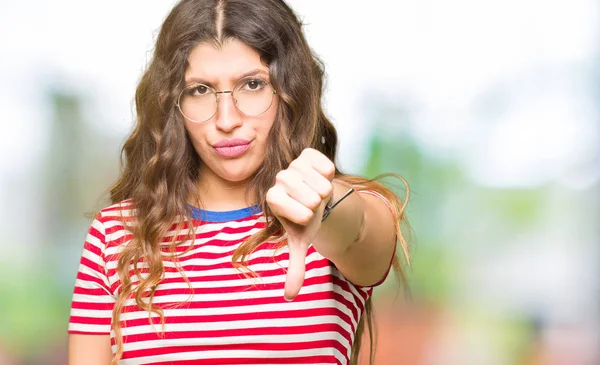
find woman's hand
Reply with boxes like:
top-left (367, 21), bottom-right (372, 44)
top-left (266, 148), bottom-right (335, 301)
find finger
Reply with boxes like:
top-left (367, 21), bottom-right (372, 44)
top-left (276, 169), bottom-right (323, 212)
top-left (284, 237), bottom-right (309, 301)
top-left (289, 159), bottom-right (333, 200)
top-left (266, 184), bottom-right (314, 225)
top-left (301, 148), bottom-right (336, 181)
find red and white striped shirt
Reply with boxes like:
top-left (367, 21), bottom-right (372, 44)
top-left (69, 200), bottom-right (390, 364)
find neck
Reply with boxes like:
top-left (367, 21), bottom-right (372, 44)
top-left (192, 171), bottom-right (256, 212)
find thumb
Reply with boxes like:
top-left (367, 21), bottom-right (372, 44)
top-left (284, 235), bottom-right (309, 301)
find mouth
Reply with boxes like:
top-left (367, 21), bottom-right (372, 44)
top-left (213, 140), bottom-right (252, 157)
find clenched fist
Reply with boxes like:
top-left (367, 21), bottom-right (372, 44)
top-left (266, 148), bottom-right (335, 301)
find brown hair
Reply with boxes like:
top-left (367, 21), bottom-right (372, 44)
top-left (109, 0), bottom-right (410, 364)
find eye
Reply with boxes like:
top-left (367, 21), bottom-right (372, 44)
top-left (239, 78), bottom-right (267, 92)
top-left (185, 84), bottom-right (212, 96)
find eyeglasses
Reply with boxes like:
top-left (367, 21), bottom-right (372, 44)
top-left (176, 77), bottom-right (277, 123)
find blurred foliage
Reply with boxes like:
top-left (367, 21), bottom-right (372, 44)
top-left (357, 95), bottom-right (570, 364)
top-left (0, 89), bottom-right (122, 364)
top-left (0, 268), bottom-right (69, 357)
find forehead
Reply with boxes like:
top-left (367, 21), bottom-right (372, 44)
top-left (185, 39), bottom-right (269, 84)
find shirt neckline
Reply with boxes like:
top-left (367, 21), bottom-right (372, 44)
top-left (189, 204), bottom-right (262, 222)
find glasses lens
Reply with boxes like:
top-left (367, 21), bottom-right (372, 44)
top-left (233, 78), bottom-right (275, 116)
top-left (178, 84), bottom-right (217, 123)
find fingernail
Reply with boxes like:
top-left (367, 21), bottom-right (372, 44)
top-left (284, 296), bottom-right (293, 302)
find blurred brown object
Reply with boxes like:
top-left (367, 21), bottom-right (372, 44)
top-left (0, 342), bottom-right (16, 365)
top-left (358, 297), bottom-right (441, 365)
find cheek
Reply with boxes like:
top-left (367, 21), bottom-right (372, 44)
top-left (184, 122), bottom-right (209, 149)
top-left (260, 99), bottom-right (279, 135)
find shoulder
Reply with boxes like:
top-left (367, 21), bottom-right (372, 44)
top-left (90, 199), bottom-right (136, 243)
top-left (96, 199), bottom-right (136, 220)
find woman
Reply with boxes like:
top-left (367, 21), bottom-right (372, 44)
top-left (68, 0), bottom-right (410, 364)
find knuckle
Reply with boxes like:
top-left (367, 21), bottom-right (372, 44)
top-left (265, 188), bottom-right (277, 203)
top-left (324, 161), bottom-right (335, 175)
top-left (322, 184), bottom-right (334, 198)
top-left (307, 196), bottom-right (322, 211)
top-left (289, 159), bottom-right (303, 172)
top-left (297, 211), bottom-right (313, 225)
top-left (275, 170), bottom-right (288, 183)
top-left (301, 148), bottom-right (317, 161)
top-left (300, 148), bottom-right (312, 157)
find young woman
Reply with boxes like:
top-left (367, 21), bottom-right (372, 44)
top-left (67, 0), bottom-right (410, 364)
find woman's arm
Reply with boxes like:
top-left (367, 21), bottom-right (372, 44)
top-left (313, 180), bottom-right (397, 286)
top-left (68, 333), bottom-right (112, 365)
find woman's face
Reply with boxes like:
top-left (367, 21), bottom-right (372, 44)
top-left (182, 39), bottom-right (278, 187)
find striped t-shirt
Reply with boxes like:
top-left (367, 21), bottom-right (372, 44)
top-left (69, 200), bottom-right (389, 364)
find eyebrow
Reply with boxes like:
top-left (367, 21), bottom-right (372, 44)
top-left (185, 68), bottom-right (270, 85)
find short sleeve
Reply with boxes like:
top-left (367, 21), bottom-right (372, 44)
top-left (68, 217), bottom-right (115, 335)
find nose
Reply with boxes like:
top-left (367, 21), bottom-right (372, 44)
top-left (214, 91), bottom-right (243, 132)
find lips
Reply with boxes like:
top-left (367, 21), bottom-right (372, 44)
top-left (212, 139), bottom-right (252, 157)
top-left (212, 138), bottom-right (251, 148)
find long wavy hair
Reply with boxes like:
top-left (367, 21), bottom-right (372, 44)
top-left (108, 0), bottom-right (411, 364)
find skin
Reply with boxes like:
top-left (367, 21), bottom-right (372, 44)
top-left (268, 148), bottom-right (397, 300)
top-left (184, 39), bottom-right (278, 211)
top-left (68, 334), bottom-right (111, 365)
top-left (68, 38), bottom-right (397, 363)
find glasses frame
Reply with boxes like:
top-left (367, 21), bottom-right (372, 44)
top-left (176, 78), bottom-right (277, 123)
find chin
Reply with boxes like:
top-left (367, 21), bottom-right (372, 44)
top-left (222, 173), bottom-right (253, 183)
top-left (201, 149), bottom-right (265, 184)
top-left (219, 165), bottom-right (259, 183)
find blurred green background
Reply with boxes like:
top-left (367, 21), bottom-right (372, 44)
top-left (1, 1), bottom-right (598, 364)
